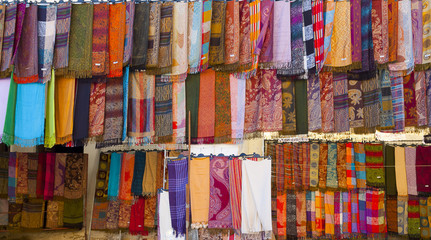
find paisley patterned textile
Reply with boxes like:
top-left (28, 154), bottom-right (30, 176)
top-left (307, 74), bottom-right (322, 131)
top-left (403, 73), bottom-right (418, 126)
top-left (348, 80), bottom-right (364, 128)
top-left (280, 79), bottom-right (296, 135)
top-left (320, 72), bottom-right (334, 133)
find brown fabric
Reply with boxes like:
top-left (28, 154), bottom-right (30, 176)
top-left (337, 143), bottom-right (347, 190)
top-left (214, 72), bottom-right (231, 143)
top-left (318, 143), bottom-right (328, 189)
top-left (386, 196), bottom-right (398, 233)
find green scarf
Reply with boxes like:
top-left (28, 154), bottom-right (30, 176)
top-left (186, 74), bottom-right (200, 142)
top-left (44, 70), bottom-right (56, 148)
top-left (63, 198), bottom-right (83, 229)
top-left (1, 71), bottom-right (15, 145)
top-left (295, 79), bottom-right (308, 134)
top-left (385, 145), bottom-right (397, 196)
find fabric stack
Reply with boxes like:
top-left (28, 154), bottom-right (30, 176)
top-left (266, 142), bottom-right (431, 239)
top-left (0, 152), bottom-right (87, 230)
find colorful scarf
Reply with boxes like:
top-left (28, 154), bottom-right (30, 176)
top-left (7, 152), bottom-right (16, 201)
top-left (142, 151), bottom-right (157, 196)
top-left (14, 5), bottom-right (38, 84)
top-left (0, 5), bottom-right (17, 75)
top-left (130, 151), bottom-right (145, 196)
top-left (404, 73), bottom-right (418, 126)
top-left (350, 190), bottom-right (360, 235)
top-left (418, 0), bottom-right (431, 70)
top-left (53, 3), bottom-right (71, 73)
top-left (0, 153), bottom-right (8, 198)
top-left (72, 78), bottom-right (92, 144)
top-left (336, 144), bottom-right (347, 190)
top-left (144, 196), bottom-right (156, 228)
top-left (342, 191), bottom-right (349, 237)
top-left (172, 81), bottom-right (186, 143)
top-left (95, 153), bottom-right (110, 199)
top-left (187, 2), bottom-right (202, 74)
top-left (397, 195), bottom-right (409, 235)
top-left (186, 74), bottom-right (199, 142)
top-left (123, 2), bottom-right (134, 66)
top-left (388, 0), bottom-right (414, 76)
top-left (326, 143), bottom-right (338, 190)
top-left (371, 0), bottom-right (389, 66)
top-left (92, 200), bottom-right (108, 230)
top-left (248, 0), bottom-right (260, 76)
top-left (55, 76), bottom-right (75, 144)
top-left (334, 192), bottom-right (342, 238)
top-left (122, 67), bottom-right (129, 141)
top-left (415, 71), bottom-right (427, 126)
top-left (14, 82), bottom-right (46, 147)
top-left (238, 0), bottom-right (252, 71)
top-left (9, 3), bottom-right (24, 73)
top-left (146, 2), bottom-right (160, 69)
top-left (324, 191), bottom-right (335, 237)
top-left (295, 80), bottom-right (308, 134)
top-left (294, 143), bottom-right (303, 190)
top-left (190, 157), bottom-right (210, 226)
top-left (307, 74), bottom-right (322, 131)
top-left (420, 197), bottom-right (431, 239)
top-left (416, 146), bottom-right (431, 194)
top-left (54, 153), bottom-right (66, 198)
top-left (412, 0), bottom-right (423, 67)
top-left (46, 200), bottom-right (64, 228)
top-left (351, 0), bottom-right (362, 69)
top-left (303, 0), bottom-right (315, 72)
top-left (297, 191), bottom-right (307, 238)
top-left (88, 78), bottom-right (106, 138)
top-left (168, 157), bottom-right (188, 236)
top-left (379, 69), bottom-right (394, 129)
top-left (44, 73), bottom-right (55, 147)
top-left (209, 1), bottom-right (226, 67)
top-left (318, 143), bottom-right (328, 189)
top-left (107, 3), bottom-right (125, 78)
top-left (348, 79), bottom-right (364, 128)
top-left (168, 2), bottom-right (188, 77)
top-left (315, 190), bottom-right (325, 237)
top-left (333, 73), bottom-right (349, 132)
top-left (68, 4), bottom-right (93, 78)
top-left (284, 143), bottom-right (294, 191)
top-left (358, 190), bottom-right (367, 234)
top-left (385, 76), bottom-right (405, 132)
top-left (16, 153), bottom-right (28, 196)
top-left (64, 153), bottom-right (85, 199)
top-left (388, 0), bottom-right (398, 62)
top-left (312, 0), bottom-right (324, 70)
top-left (386, 196), bottom-right (398, 233)
top-left (281, 79), bottom-right (296, 135)
top-left (320, 72), bottom-right (334, 133)
top-left (230, 74), bottom-right (245, 140)
top-left (155, 78), bottom-right (173, 143)
top-left (107, 152), bottom-right (121, 199)
top-left (21, 198), bottom-right (45, 229)
top-left (309, 143), bottom-right (319, 188)
top-left (214, 72), bottom-right (231, 143)
top-left (408, 196), bottom-right (421, 238)
top-left (286, 191), bottom-right (297, 237)
top-left (156, 2), bottom-right (173, 74)
top-left (362, 77), bottom-right (381, 129)
top-left (91, 3), bottom-right (109, 76)
top-left (302, 143), bottom-right (310, 190)
top-left (254, 0), bottom-right (272, 67)
top-left (129, 197), bottom-right (147, 235)
top-left (128, 72), bottom-right (155, 143)
top-left (321, 0), bottom-right (335, 71)
top-left (0, 7), bottom-right (5, 72)
top-left (208, 157), bottom-right (232, 229)
top-left (354, 143), bottom-right (366, 189)
top-left (215, 0), bottom-right (239, 71)
top-left (27, 153), bottom-right (38, 198)
top-left (229, 157), bottom-right (241, 231)
top-left (306, 191), bottom-right (314, 237)
top-left (130, 3), bottom-right (149, 71)
top-left (44, 153), bottom-right (55, 200)
top-left (37, 5), bottom-right (57, 83)
top-left (0, 77), bottom-right (12, 144)
top-left (278, 0), bottom-right (304, 76)
top-left (405, 147), bottom-right (418, 196)
top-left (385, 145), bottom-right (397, 196)
top-left (364, 143), bottom-right (385, 188)
top-left (277, 192), bottom-right (286, 237)
top-left (395, 147), bottom-right (408, 196)
top-left (346, 143), bottom-right (357, 189)
top-left (119, 200), bottom-right (131, 229)
top-left (366, 190), bottom-right (387, 235)
top-left (427, 71), bottom-right (431, 126)
top-left (272, 0), bottom-right (290, 70)
top-left (244, 69), bottom-right (282, 136)
top-left (196, 69), bottom-right (215, 144)
top-left (119, 152), bottom-right (134, 201)
top-left (199, 0), bottom-right (212, 72)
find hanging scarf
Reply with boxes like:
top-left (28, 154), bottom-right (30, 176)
top-left (306, 191), bottom-right (314, 237)
top-left (418, 0), bottom-right (431, 70)
top-left (35, 154), bottom-right (45, 198)
top-left (88, 78), bottom-right (106, 139)
top-left (155, 78), bottom-right (173, 143)
top-left (297, 191), bottom-right (307, 238)
top-left (277, 0), bottom-right (304, 76)
top-left (385, 146), bottom-right (397, 196)
top-left (209, 1), bottom-right (226, 67)
top-left (146, 2), bottom-right (160, 69)
top-left (416, 146), bottom-right (431, 194)
top-left (384, 76), bottom-right (405, 132)
top-left (53, 3), bottom-right (71, 74)
top-left (295, 79), bottom-right (308, 134)
top-left (230, 75), bottom-right (245, 140)
top-left (348, 0), bottom-right (376, 80)
top-left (312, 0), bottom-right (324, 70)
top-left (27, 154), bottom-right (38, 198)
top-left (412, 0), bottom-right (423, 67)
top-left (68, 4), bottom-right (93, 78)
top-left (362, 77), bottom-right (381, 129)
top-left (72, 78), bottom-right (91, 145)
top-left (13, 5), bottom-right (37, 83)
top-left (168, 157), bottom-right (188, 236)
top-left (371, 0), bottom-right (389, 66)
top-left (123, 2), bottom-right (134, 66)
top-left (427, 71), bottom-right (431, 126)
top-left (119, 152), bottom-right (134, 201)
top-left (277, 192), bottom-right (286, 237)
top-left (142, 151), bottom-right (157, 196)
top-left (386, 196), bottom-right (398, 233)
top-left (325, 0), bottom-right (353, 72)
top-left (244, 69), bottom-right (282, 136)
top-left (397, 195), bottom-right (409, 235)
top-left (187, 2), bottom-right (202, 74)
top-left (208, 157), bottom-right (232, 229)
top-left (388, 0), bottom-right (414, 76)
top-left (307, 74), bottom-right (322, 131)
top-left (348, 79), bottom-right (364, 129)
top-left (21, 198), bottom-right (44, 229)
top-left (156, 2), bottom-right (173, 75)
top-left (190, 157), bottom-right (210, 227)
top-left (404, 73), bottom-right (418, 126)
top-left (44, 153), bottom-right (55, 200)
top-left (16, 153), bottom-right (28, 196)
top-left (351, 0), bottom-right (362, 69)
top-left (118, 200), bottom-right (131, 229)
top-left (0, 153), bottom-right (8, 198)
top-left (128, 72), bottom-right (155, 144)
top-left (379, 69), bottom-right (394, 129)
top-left (0, 7), bottom-right (5, 71)
top-left (408, 197), bottom-right (421, 238)
top-left (214, 72), bottom-right (231, 143)
top-left (91, 3), bottom-right (109, 76)
top-left (293, 143), bottom-right (303, 190)
top-left (0, 78), bottom-right (11, 144)
top-left (415, 71), bottom-right (427, 126)
top-left (37, 5), bottom-right (56, 83)
top-left (167, 2), bottom-right (188, 79)
top-left (354, 143), bottom-right (366, 189)
top-left (8, 202), bottom-right (22, 229)
top-left (302, 143), bottom-right (310, 190)
top-left (321, 0), bottom-right (335, 71)
top-left (0, 5), bottom-right (17, 75)
top-left (200, 0), bottom-right (212, 72)
top-left (92, 200), bottom-right (108, 230)
top-left (11, 3), bottom-right (25, 71)
top-left (315, 190), bottom-right (325, 237)
top-left (186, 74), bottom-right (199, 143)
top-left (55, 76), bottom-right (75, 144)
top-left (238, 1), bottom-right (252, 72)
top-left (364, 143), bottom-right (385, 188)
top-left (284, 143), bottom-right (294, 191)
top-left (303, 0), bottom-right (315, 72)
top-left (247, 0), bottom-right (260, 76)
top-left (395, 147), bottom-right (408, 196)
top-left (272, 0), bottom-right (290, 70)
top-left (107, 152), bottom-right (121, 199)
top-left (309, 143), bottom-right (319, 189)
top-left (130, 3), bottom-right (149, 71)
top-left (95, 153), bottom-right (110, 199)
top-left (346, 143), bottom-right (357, 190)
top-left (63, 198), bottom-right (84, 229)
top-left (158, 190), bottom-right (177, 238)
top-left (337, 143), bottom-right (347, 190)
top-left (366, 190), bottom-right (387, 235)
top-left (196, 69), bottom-right (215, 144)
top-left (172, 81), bottom-right (186, 144)
top-left (334, 192), bottom-right (342, 238)
top-left (130, 151), bottom-right (145, 196)
top-left (129, 197), bottom-right (147, 235)
top-left (350, 190), bottom-right (360, 235)
top-left (7, 152), bottom-right (16, 202)
top-left (14, 82), bottom-right (45, 147)
top-left (228, 157), bottom-right (241, 231)
top-left (420, 197), bottom-right (431, 239)
top-left (46, 200), bottom-right (64, 228)
top-left (320, 72), bottom-right (334, 132)
top-left (54, 153), bottom-right (66, 198)
top-left (107, 3), bottom-right (125, 78)
top-left (318, 143), bottom-right (328, 190)
top-left (122, 68), bottom-right (129, 142)
top-left (405, 147), bottom-right (418, 196)
top-left (280, 79), bottom-right (296, 135)
top-left (326, 143), bottom-right (338, 190)
top-left (342, 192), bottom-right (350, 237)
top-left (324, 191), bottom-right (335, 237)
top-left (44, 73), bottom-right (56, 147)
top-left (144, 196), bottom-right (156, 228)
top-left (255, 0), bottom-right (273, 67)
top-left (64, 153), bottom-right (85, 199)
top-left (358, 190), bottom-right (367, 235)
top-left (388, 0), bottom-right (398, 62)
top-left (333, 73), bottom-right (349, 132)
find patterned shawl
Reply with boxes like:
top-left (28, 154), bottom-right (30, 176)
top-left (303, 0), bottom-right (315, 72)
top-left (37, 5), bottom-right (57, 83)
top-left (91, 3), bottom-right (109, 76)
top-left (14, 82), bottom-right (46, 147)
top-left (209, 1), bottom-right (226, 67)
top-left (214, 72), bottom-right (231, 143)
top-left (55, 76), bottom-right (75, 144)
top-left (416, 146), bottom-right (431, 194)
top-left (405, 147), bottom-right (418, 195)
top-left (155, 78), bottom-right (173, 143)
top-left (130, 3), bottom-right (149, 71)
top-left (200, 0), bottom-right (212, 72)
top-left (187, 1), bottom-right (202, 74)
top-left (0, 5), bottom-right (17, 75)
top-left (68, 4), bottom-right (93, 78)
top-left (297, 191), bottom-right (307, 238)
top-left (144, 196), bottom-right (156, 228)
top-left (142, 151), bottom-right (157, 196)
top-left (318, 143), bottom-right (328, 189)
top-left (366, 190), bottom-right (387, 235)
top-left (351, 0), bottom-right (362, 69)
top-left (27, 153), bottom-right (38, 198)
top-left (415, 71), bottom-right (427, 126)
top-left (228, 157), bottom-right (241, 231)
top-left (385, 145), bottom-right (397, 196)
top-left (54, 153), bottom-right (66, 198)
top-left (295, 80), bottom-right (308, 134)
top-left (16, 153), bottom-right (28, 196)
top-left (146, 2), bottom-right (160, 69)
top-left (371, 0), bottom-right (389, 66)
top-left (172, 81), bottom-right (186, 144)
top-left (333, 73), bottom-right (349, 132)
top-left (238, 0), bottom-right (252, 71)
top-left (46, 200), bottom-right (64, 229)
top-left (1, 77), bottom-right (15, 146)
top-left (397, 195), bottom-right (409, 235)
top-left (208, 156), bottom-right (232, 229)
top-left (326, 143), bottom-right (338, 190)
top-left (230, 74), bottom-right (246, 140)
top-left (108, 3), bottom-right (125, 78)
top-left (119, 153), bottom-right (134, 201)
top-left (11, 3), bottom-right (25, 69)
top-left (156, 2), bottom-right (173, 74)
top-left (95, 153), bottom-right (110, 199)
top-left (21, 198), bottom-right (45, 229)
top-left (168, 157), bottom-right (188, 236)
top-left (272, 1), bottom-right (290, 69)
top-left (321, 0), bottom-right (335, 71)
top-left (384, 76), bottom-right (405, 132)
top-left (412, 0), bottom-right (423, 67)
top-left (195, 69), bottom-right (215, 144)
top-left (420, 197), bottom-right (431, 239)
top-left (64, 153), bottom-right (86, 200)
top-left (408, 196), bottom-right (421, 238)
top-left (312, 0), bottom-right (324, 70)
top-left (88, 78), bottom-right (106, 139)
top-left (348, 79), bottom-right (364, 129)
top-left (388, 0), bottom-right (398, 62)
top-left (354, 143), bottom-right (366, 189)
top-left (169, 2), bottom-right (188, 77)
top-left (334, 192), bottom-right (342, 238)
top-left (364, 143), bottom-right (385, 188)
top-left (244, 69), bottom-right (282, 136)
top-left (73, 78), bottom-right (91, 145)
top-left (284, 143), bottom-right (294, 190)
top-left (418, 0), bottom-right (431, 70)
top-left (53, 3), bottom-right (71, 74)
top-left (7, 152), bottom-right (16, 202)
top-left (123, 2), bottom-right (134, 66)
top-left (281, 79), bottom-right (296, 135)
top-left (379, 69), bottom-right (394, 129)
top-left (362, 77), bottom-right (381, 129)
top-left (346, 143), bottom-right (357, 190)
top-left (320, 72), bottom-right (334, 133)
top-left (255, 0), bottom-right (273, 67)
top-left (100, 77), bottom-right (124, 146)
top-left (302, 143), bottom-right (310, 190)
top-left (337, 143), bottom-right (347, 190)
top-left (129, 197), bottom-right (147, 235)
top-left (44, 153), bottom-right (55, 200)
top-left (293, 143), bottom-right (303, 190)
top-left (106, 199), bottom-right (120, 230)
top-left (14, 5), bottom-right (38, 84)
top-left (404, 73), bottom-right (418, 126)
top-left (307, 74), bottom-right (322, 131)
top-left (286, 191), bottom-right (297, 237)
top-left (324, 191), bottom-right (335, 237)
top-left (92, 200), bottom-right (108, 230)
top-left (309, 143), bottom-right (320, 189)
top-left (0, 7), bottom-right (5, 71)
top-left (388, 0), bottom-right (414, 77)
top-left (315, 190), bottom-right (325, 237)
top-left (427, 71), bottom-right (431, 126)
top-left (277, 192), bottom-right (286, 237)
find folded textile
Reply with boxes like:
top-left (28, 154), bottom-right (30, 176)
top-left (405, 147), bottom-right (418, 195)
top-left (0, 5), bottom-right (17, 75)
top-left (354, 143), bottom-right (366, 189)
top-left (130, 2), bottom-right (149, 71)
top-left (108, 3), bottom-right (126, 78)
top-left (91, 200), bottom-right (108, 230)
top-left (64, 153), bottom-right (86, 200)
top-left (44, 73), bottom-right (55, 147)
top-left (55, 76), bottom-right (75, 144)
top-left (46, 200), bottom-right (64, 228)
top-left (119, 152), bottom-right (134, 201)
top-left (320, 72), bottom-right (334, 132)
top-left (416, 146), bottom-right (431, 194)
top-left (106, 199), bottom-right (120, 230)
top-left (53, 3), bottom-right (71, 73)
top-left (100, 77), bottom-right (124, 146)
top-left (54, 153), bottom-right (66, 198)
top-left (37, 5), bottom-right (57, 83)
top-left (20, 198), bottom-right (44, 229)
top-left (167, 157), bottom-right (188, 236)
top-left (44, 153), bottom-right (55, 200)
top-left (91, 3), bottom-right (109, 76)
top-left (73, 78), bottom-right (92, 144)
top-left (123, 2), bottom-right (134, 66)
top-left (63, 198), bottom-right (83, 229)
top-left (308, 74), bottom-right (322, 131)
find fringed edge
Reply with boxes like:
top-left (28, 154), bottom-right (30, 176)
top-left (213, 135), bottom-right (232, 144)
top-left (415, 63), bottom-right (431, 71)
top-left (145, 66), bottom-right (172, 75)
top-left (231, 137), bottom-right (244, 144)
top-left (377, 125), bottom-right (395, 131)
top-left (188, 66), bottom-right (201, 74)
top-left (1, 133), bottom-right (15, 146)
top-left (233, 69), bottom-right (256, 79)
top-left (129, 65), bottom-right (146, 71)
top-left (160, 72), bottom-right (188, 82)
top-left (192, 136), bottom-right (215, 144)
top-left (56, 135), bottom-right (73, 145)
top-left (347, 70), bottom-right (377, 81)
top-left (235, 62), bottom-right (252, 72)
top-left (155, 135), bottom-right (173, 144)
top-left (95, 138), bottom-right (124, 148)
top-left (44, 135), bottom-right (56, 149)
top-left (322, 63), bottom-right (361, 73)
top-left (127, 136), bottom-right (153, 146)
top-left (13, 135), bottom-right (44, 147)
top-left (13, 74), bottom-right (38, 84)
top-left (258, 62), bottom-right (277, 69)
top-left (243, 131), bottom-right (264, 140)
top-left (270, 62), bottom-right (292, 70)
top-left (0, 68), bottom-right (12, 78)
top-left (54, 67), bottom-right (69, 76)
top-left (212, 63), bottom-right (240, 72)
top-left (277, 68), bottom-right (306, 77)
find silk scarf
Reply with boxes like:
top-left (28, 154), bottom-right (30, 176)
top-left (272, 1), bottom-right (290, 70)
top-left (364, 143), bottom-right (385, 188)
top-left (53, 3), bottom-right (71, 73)
top-left (348, 79), bottom-right (364, 128)
top-left (371, 0), bottom-right (389, 66)
top-left (351, 0), bottom-right (362, 69)
top-left (187, 2), bottom-right (202, 74)
top-left (55, 76), bottom-right (75, 144)
top-left (172, 81), bottom-right (186, 144)
top-left (238, 1), bottom-right (252, 72)
top-left (195, 70), bottom-right (215, 144)
top-left (123, 2), bottom-right (134, 66)
top-left (214, 72), bottom-right (231, 143)
top-left (95, 153), bottom-right (110, 199)
top-left (54, 153), bottom-right (66, 198)
top-left (107, 152), bottom-right (121, 199)
top-left (281, 79), bottom-right (296, 135)
top-left (395, 147), bottom-right (408, 196)
top-left (416, 146), bottom-right (431, 194)
top-left (44, 73), bottom-right (55, 147)
top-left (418, 0), bottom-right (431, 70)
top-left (146, 2), bottom-right (160, 69)
top-left (404, 73), bottom-right (418, 126)
top-left (130, 3), bottom-right (149, 71)
top-left (307, 74), bottom-right (322, 131)
top-left (119, 152), bottom-right (134, 201)
top-left (209, 1), bottom-right (226, 67)
top-left (0, 5), bottom-right (17, 75)
top-left (88, 78), bottom-right (106, 138)
top-left (388, 0), bottom-right (398, 62)
top-left (405, 147), bottom-right (418, 196)
top-left (199, 0), bottom-right (212, 72)
top-left (312, 0), bottom-right (324, 70)
top-left (37, 5), bottom-right (57, 83)
top-left (230, 74), bottom-right (245, 140)
top-left (190, 157), bottom-right (210, 226)
top-left (91, 3), bottom-right (109, 76)
top-left (44, 153), bottom-right (55, 200)
top-left (362, 77), bottom-right (381, 129)
top-left (318, 143), bottom-right (328, 189)
top-left (415, 71), bottom-right (427, 126)
top-left (72, 78), bottom-right (91, 145)
top-left (320, 72), bottom-right (334, 133)
top-left (385, 145), bottom-right (397, 196)
top-left (64, 153), bottom-right (86, 200)
top-left (186, 74), bottom-right (199, 142)
top-left (107, 3), bottom-right (125, 78)
top-left (155, 78), bottom-right (173, 143)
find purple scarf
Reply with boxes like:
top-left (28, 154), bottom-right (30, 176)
top-left (168, 157), bottom-right (188, 237)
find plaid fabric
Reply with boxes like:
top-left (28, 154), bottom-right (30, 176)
top-left (306, 191), bottom-right (312, 237)
top-left (37, 5), bottom-right (57, 83)
top-left (408, 196), bottom-right (420, 238)
top-left (333, 73), bottom-right (350, 132)
top-left (384, 76), bottom-right (405, 132)
top-left (53, 3), bottom-right (71, 71)
top-left (364, 143), bottom-right (385, 188)
top-left (397, 195), bottom-right (408, 235)
top-left (366, 189), bottom-right (387, 234)
top-left (229, 157), bottom-right (242, 230)
top-left (342, 191), bottom-right (350, 237)
top-left (199, 0), bottom-right (212, 72)
top-left (303, 0), bottom-right (315, 72)
top-left (302, 143), bottom-right (310, 190)
top-left (324, 191), bottom-right (335, 237)
top-left (310, 191), bottom-right (317, 237)
top-left (354, 143), bottom-right (366, 189)
top-left (276, 144), bottom-right (284, 193)
top-left (358, 189), bottom-right (367, 234)
top-left (167, 157), bottom-right (188, 236)
top-left (284, 143), bottom-right (294, 190)
top-left (379, 69), bottom-right (394, 129)
top-left (334, 192), bottom-right (342, 238)
top-left (294, 143), bottom-right (302, 190)
top-left (419, 197), bottom-right (430, 239)
top-left (350, 190), bottom-right (360, 234)
top-left (296, 191), bottom-right (307, 238)
top-left (346, 143), bottom-right (357, 189)
top-left (315, 190), bottom-right (325, 237)
top-left (312, 0), bottom-right (324, 70)
top-left (7, 152), bottom-right (16, 202)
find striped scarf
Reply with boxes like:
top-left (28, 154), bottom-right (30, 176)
top-left (53, 3), bottom-right (71, 73)
top-left (200, 0), bottom-right (212, 72)
top-left (0, 4), bottom-right (17, 75)
top-left (307, 74), bottom-right (322, 131)
top-left (379, 69), bottom-right (394, 129)
top-left (37, 5), bottom-right (57, 83)
top-left (333, 73), bottom-right (349, 132)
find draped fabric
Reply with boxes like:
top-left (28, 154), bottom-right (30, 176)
top-left (321, 0), bottom-right (335, 71)
top-left (55, 76), bottom-right (75, 145)
top-left (108, 3), bottom-right (126, 78)
top-left (0, 5), bottom-right (17, 75)
top-left (91, 3), bottom-right (109, 76)
top-left (53, 3), bottom-right (71, 73)
top-left (405, 147), bottom-right (418, 196)
top-left (167, 157), bottom-right (188, 237)
top-left (412, 0), bottom-right (423, 68)
top-left (37, 5), bottom-right (57, 83)
top-left (388, 0), bottom-right (398, 62)
top-left (170, 2), bottom-right (188, 77)
top-left (214, 72), bottom-right (231, 143)
top-left (44, 153), bottom-right (55, 200)
top-left (54, 153), bottom-right (66, 198)
top-left (351, 0), bottom-right (362, 69)
top-left (320, 72), bottom-right (334, 133)
top-left (379, 69), bottom-right (394, 129)
top-left (230, 75), bottom-right (246, 140)
top-left (254, 0), bottom-right (273, 67)
top-left (95, 153), bottom-right (110, 199)
top-left (387, 76), bottom-right (405, 132)
top-left (88, 78), bottom-right (106, 138)
top-left (371, 0), bottom-right (389, 66)
top-left (0, 153), bottom-right (8, 198)
top-left (336, 143), bottom-right (347, 190)
top-left (129, 197), bottom-right (147, 235)
top-left (142, 151), bottom-right (157, 196)
top-left (418, 0), bottom-right (431, 70)
top-left (73, 78), bottom-right (91, 144)
top-left (364, 143), bottom-right (385, 188)
top-left (119, 153), bottom-right (134, 201)
top-left (155, 78), bottom-right (173, 143)
top-left (348, 79), bottom-right (364, 129)
top-left (281, 79), bottom-right (295, 135)
top-left (130, 3), bottom-right (149, 71)
top-left (312, 0), bottom-right (324, 71)
top-left (209, 1), bottom-right (226, 67)
top-left (326, 143), bottom-right (338, 190)
top-left (395, 147), bottom-right (408, 196)
top-left (196, 69), bottom-right (215, 144)
top-left (404, 73), bottom-right (418, 126)
top-left (333, 73), bottom-right (349, 132)
top-left (216, 0), bottom-right (239, 71)
top-left (308, 74), bottom-right (322, 131)
top-left (172, 81), bottom-right (186, 144)
top-left (416, 146), bottom-right (431, 194)
top-left (200, 0), bottom-right (212, 72)
top-left (190, 157), bottom-right (210, 226)
top-left (362, 77), bottom-right (381, 129)
top-left (108, 152), bottom-right (121, 199)
top-left (346, 143), bottom-right (356, 189)
top-left (64, 153), bottom-right (86, 200)
top-left (186, 74), bottom-right (199, 142)
top-left (123, 2), bottom-right (134, 66)
top-left (146, 3), bottom-right (161, 69)
top-left (295, 80), bottom-right (308, 134)
top-left (272, 1), bottom-right (290, 70)
top-left (318, 143), bottom-right (328, 190)
top-left (415, 71), bottom-right (427, 126)
top-left (0, 78), bottom-right (11, 144)
top-left (44, 73), bottom-right (55, 147)
top-left (303, 0), bottom-right (315, 72)
top-left (238, 1), bottom-right (252, 71)
top-left (229, 157), bottom-right (242, 231)
top-left (16, 153), bottom-right (28, 196)
top-left (385, 146), bottom-right (397, 196)
top-left (354, 143), bottom-right (366, 189)
top-left (187, 2), bottom-right (202, 74)
top-left (408, 197), bottom-right (420, 238)
top-left (398, 195), bottom-right (408, 235)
